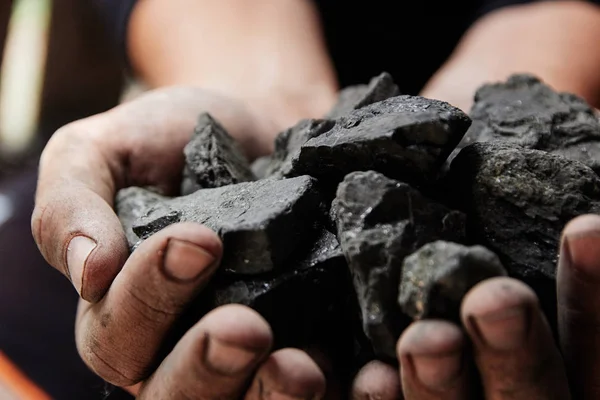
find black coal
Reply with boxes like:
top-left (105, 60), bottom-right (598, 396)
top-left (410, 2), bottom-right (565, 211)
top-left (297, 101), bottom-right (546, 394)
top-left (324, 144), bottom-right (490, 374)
top-left (116, 72), bottom-right (600, 370)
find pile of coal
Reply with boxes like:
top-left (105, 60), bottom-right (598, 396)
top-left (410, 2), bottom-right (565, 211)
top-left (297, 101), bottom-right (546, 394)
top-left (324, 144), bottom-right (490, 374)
top-left (453, 74), bottom-right (600, 171)
top-left (331, 171), bottom-right (467, 359)
top-left (116, 72), bottom-right (600, 368)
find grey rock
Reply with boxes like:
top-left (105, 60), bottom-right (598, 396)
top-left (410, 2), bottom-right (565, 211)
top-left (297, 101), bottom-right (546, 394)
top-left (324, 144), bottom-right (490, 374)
top-left (265, 118), bottom-right (335, 179)
top-left (447, 142), bottom-right (600, 280)
top-left (121, 176), bottom-right (322, 274)
top-left (457, 74), bottom-right (600, 172)
top-left (181, 113), bottom-right (254, 194)
top-left (115, 187), bottom-right (167, 249)
top-left (212, 229), bottom-right (345, 308)
top-left (286, 96), bottom-right (471, 186)
top-left (326, 72), bottom-right (400, 118)
top-left (333, 171), bottom-right (466, 359)
top-left (398, 241), bottom-right (507, 322)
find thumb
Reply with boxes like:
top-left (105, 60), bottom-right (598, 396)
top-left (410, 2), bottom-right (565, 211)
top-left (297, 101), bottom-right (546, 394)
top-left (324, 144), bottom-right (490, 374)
top-left (32, 126), bottom-right (131, 302)
top-left (558, 214), bottom-right (600, 399)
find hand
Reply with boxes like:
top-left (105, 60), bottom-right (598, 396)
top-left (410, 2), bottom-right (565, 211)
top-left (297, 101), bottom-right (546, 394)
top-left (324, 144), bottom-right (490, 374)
top-left (32, 86), bottom-right (327, 398)
top-left (352, 214), bottom-right (600, 399)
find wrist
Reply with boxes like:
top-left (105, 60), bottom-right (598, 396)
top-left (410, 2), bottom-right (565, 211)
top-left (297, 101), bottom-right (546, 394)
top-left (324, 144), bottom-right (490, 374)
top-left (422, 1), bottom-right (600, 111)
top-left (239, 85), bottom-right (339, 156)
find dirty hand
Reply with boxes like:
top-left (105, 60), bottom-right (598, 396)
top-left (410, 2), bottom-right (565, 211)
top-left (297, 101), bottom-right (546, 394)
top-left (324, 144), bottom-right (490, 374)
top-left (32, 86), bottom-right (326, 398)
top-left (352, 214), bottom-right (600, 399)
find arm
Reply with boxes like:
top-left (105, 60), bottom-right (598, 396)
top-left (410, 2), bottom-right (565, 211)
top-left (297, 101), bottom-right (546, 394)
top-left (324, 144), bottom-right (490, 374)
top-left (127, 0), bottom-right (339, 152)
top-left (31, 2), bottom-right (338, 396)
top-left (421, 1), bottom-right (600, 111)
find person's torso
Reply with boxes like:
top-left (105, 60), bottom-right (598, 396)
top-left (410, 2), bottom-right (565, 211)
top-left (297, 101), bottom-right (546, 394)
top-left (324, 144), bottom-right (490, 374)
top-left (315, 0), bottom-right (482, 93)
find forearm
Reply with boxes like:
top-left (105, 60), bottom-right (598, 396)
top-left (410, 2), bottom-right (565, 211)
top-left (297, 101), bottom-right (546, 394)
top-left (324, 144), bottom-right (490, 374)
top-left (127, 0), bottom-right (339, 138)
top-left (421, 1), bottom-right (600, 112)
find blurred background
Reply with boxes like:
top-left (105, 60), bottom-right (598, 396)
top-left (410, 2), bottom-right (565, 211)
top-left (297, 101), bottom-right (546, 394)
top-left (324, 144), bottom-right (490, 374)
top-left (0, 0), bottom-right (139, 182)
top-left (0, 2), bottom-right (136, 399)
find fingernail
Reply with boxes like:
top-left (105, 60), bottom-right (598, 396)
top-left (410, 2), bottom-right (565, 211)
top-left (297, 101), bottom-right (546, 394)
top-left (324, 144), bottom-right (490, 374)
top-left (67, 236), bottom-right (97, 295)
top-left (163, 239), bottom-right (216, 282)
top-left (410, 352), bottom-right (463, 390)
top-left (203, 334), bottom-right (263, 376)
top-left (563, 233), bottom-right (600, 278)
top-left (470, 306), bottom-right (530, 350)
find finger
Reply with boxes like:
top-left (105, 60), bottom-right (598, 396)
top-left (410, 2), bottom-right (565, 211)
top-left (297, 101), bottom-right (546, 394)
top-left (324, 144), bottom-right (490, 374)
top-left (351, 360), bottom-right (402, 400)
top-left (138, 304), bottom-right (272, 399)
top-left (397, 320), bottom-right (468, 400)
top-left (32, 128), bottom-right (129, 302)
top-left (32, 118), bottom-right (187, 302)
top-left (76, 222), bottom-right (222, 386)
top-left (462, 277), bottom-right (570, 400)
top-left (245, 348), bottom-right (326, 400)
top-left (558, 214), bottom-right (600, 399)
top-left (31, 88), bottom-right (211, 301)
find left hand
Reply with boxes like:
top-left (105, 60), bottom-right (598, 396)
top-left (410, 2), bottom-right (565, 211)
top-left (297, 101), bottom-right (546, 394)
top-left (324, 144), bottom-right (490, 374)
top-left (351, 213), bottom-right (600, 399)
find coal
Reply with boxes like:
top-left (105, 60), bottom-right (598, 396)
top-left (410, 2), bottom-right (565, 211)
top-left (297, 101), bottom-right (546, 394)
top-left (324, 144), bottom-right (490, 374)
top-left (119, 176), bottom-right (322, 274)
top-left (204, 229), bottom-right (353, 351)
top-left (447, 142), bottom-right (600, 280)
top-left (262, 86), bottom-right (470, 188)
top-left (326, 72), bottom-right (400, 118)
top-left (258, 73), bottom-right (400, 181)
top-left (285, 96), bottom-right (471, 187)
top-left (332, 171), bottom-right (466, 359)
top-left (456, 74), bottom-right (600, 172)
top-left (264, 118), bottom-right (335, 179)
top-left (181, 113), bottom-right (254, 195)
top-left (116, 72), bottom-right (600, 371)
top-left (398, 241), bottom-right (507, 323)
top-left (115, 186), bottom-right (166, 249)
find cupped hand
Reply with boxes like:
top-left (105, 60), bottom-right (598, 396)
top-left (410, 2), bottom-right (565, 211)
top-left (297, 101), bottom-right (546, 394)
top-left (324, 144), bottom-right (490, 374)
top-left (32, 86), bottom-right (327, 398)
top-left (352, 214), bottom-right (600, 399)
top-left (32, 86), bottom-right (272, 302)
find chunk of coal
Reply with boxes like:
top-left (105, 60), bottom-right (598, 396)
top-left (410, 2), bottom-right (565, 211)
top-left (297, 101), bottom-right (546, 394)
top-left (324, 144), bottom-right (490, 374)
top-left (457, 74), bottom-right (600, 172)
top-left (165, 229), bottom-right (356, 378)
top-left (210, 230), bottom-right (349, 328)
top-left (118, 176), bottom-right (322, 274)
top-left (398, 241), bottom-right (507, 322)
top-left (333, 171), bottom-right (467, 359)
top-left (180, 113), bottom-right (254, 194)
top-left (447, 142), bottom-right (600, 280)
top-left (326, 72), bottom-right (400, 118)
top-left (285, 96), bottom-right (471, 187)
top-left (265, 119), bottom-right (335, 179)
top-left (115, 187), bottom-right (167, 249)
top-left (208, 229), bottom-right (345, 310)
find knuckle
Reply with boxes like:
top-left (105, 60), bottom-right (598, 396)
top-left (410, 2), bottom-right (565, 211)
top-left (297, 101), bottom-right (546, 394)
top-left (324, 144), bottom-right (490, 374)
top-left (42, 120), bottom-right (104, 162)
top-left (42, 125), bottom-right (79, 159)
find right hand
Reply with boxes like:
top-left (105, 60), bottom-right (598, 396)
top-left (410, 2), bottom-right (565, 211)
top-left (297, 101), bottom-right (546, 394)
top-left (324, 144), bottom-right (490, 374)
top-left (32, 86), bottom-right (326, 398)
